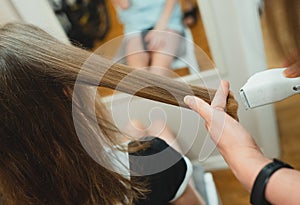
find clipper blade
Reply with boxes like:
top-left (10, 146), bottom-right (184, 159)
top-left (239, 89), bottom-right (251, 109)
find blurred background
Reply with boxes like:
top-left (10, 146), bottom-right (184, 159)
top-left (1, 0), bottom-right (299, 204)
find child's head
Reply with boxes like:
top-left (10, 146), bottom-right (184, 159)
top-left (0, 23), bottom-right (145, 204)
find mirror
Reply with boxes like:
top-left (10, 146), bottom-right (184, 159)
top-left (48, 0), bottom-right (215, 80)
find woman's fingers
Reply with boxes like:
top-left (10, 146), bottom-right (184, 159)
top-left (112, 0), bottom-right (130, 9)
top-left (184, 81), bottom-right (230, 139)
top-left (184, 80), bottom-right (229, 119)
top-left (184, 95), bottom-right (212, 122)
top-left (211, 80), bottom-right (229, 111)
top-left (145, 32), bottom-right (156, 50)
top-left (145, 31), bottom-right (167, 50)
top-left (283, 61), bottom-right (300, 78)
top-left (283, 67), bottom-right (298, 77)
top-left (184, 92), bottom-right (227, 144)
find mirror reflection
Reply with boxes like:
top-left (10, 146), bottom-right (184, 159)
top-left (49, 0), bottom-right (214, 78)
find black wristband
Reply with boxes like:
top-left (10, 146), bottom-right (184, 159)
top-left (250, 159), bottom-right (293, 205)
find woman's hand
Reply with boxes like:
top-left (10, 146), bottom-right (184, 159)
top-left (144, 29), bottom-right (180, 55)
top-left (283, 60), bottom-right (300, 77)
top-left (184, 80), bottom-right (271, 191)
top-left (283, 52), bottom-right (300, 78)
top-left (184, 81), bottom-right (259, 155)
top-left (144, 30), bottom-right (167, 51)
top-left (112, 0), bottom-right (130, 9)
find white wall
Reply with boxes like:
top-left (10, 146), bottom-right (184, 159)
top-left (198, 0), bottom-right (280, 159)
top-left (0, 0), bottom-right (21, 24)
top-left (1, 0), bottom-right (69, 43)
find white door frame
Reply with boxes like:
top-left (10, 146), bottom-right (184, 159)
top-left (9, 0), bottom-right (69, 43)
top-left (198, 0), bottom-right (280, 159)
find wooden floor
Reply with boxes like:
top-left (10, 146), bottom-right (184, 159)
top-left (96, 3), bottom-right (300, 205)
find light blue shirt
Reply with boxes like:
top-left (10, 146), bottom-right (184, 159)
top-left (117, 0), bottom-right (184, 34)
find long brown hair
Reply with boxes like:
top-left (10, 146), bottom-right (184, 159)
top-left (0, 23), bottom-right (238, 204)
top-left (0, 23), bottom-right (147, 205)
top-left (264, 0), bottom-right (300, 64)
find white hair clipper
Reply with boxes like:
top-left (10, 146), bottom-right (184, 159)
top-left (240, 68), bottom-right (300, 109)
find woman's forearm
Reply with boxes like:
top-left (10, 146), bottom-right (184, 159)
top-left (155, 0), bottom-right (179, 29)
top-left (225, 149), bottom-right (300, 204)
top-left (219, 146), bottom-right (272, 192)
top-left (265, 168), bottom-right (300, 205)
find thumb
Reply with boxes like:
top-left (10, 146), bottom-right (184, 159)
top-left (184, 96), bottom-right (212, 122)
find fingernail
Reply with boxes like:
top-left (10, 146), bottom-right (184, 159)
top-left (283, 68), bottom-right (295, 75)
top-left (184, 96), bottom-right (194, 106)
top-left (283, 68), bottom-right (295, 77)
